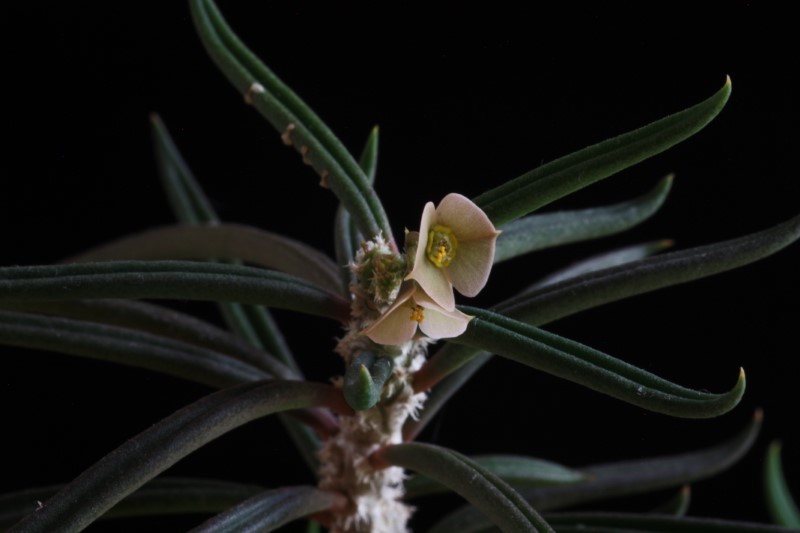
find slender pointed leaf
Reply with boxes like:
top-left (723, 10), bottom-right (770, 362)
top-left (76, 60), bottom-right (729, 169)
top-left (765, 441), bottom-right (800, 528)
top-left (525, 239), bottom-right (674, 291)
top-left (441, 307), bottom-right (745, 418)
top-left (190, 0), bottom-right (393, 243)
top-left (500, 213), bottom-right (800, 326)
top-left (474, 79), bottom-right (730, 225)
top-left (152, 115), bottom-right (318, 469)
top-left (0, 299), bottom-right (294, 377)
top-left (376, 442), bottom-right (553, 533)
top-left (151, 114), bottom-right (301, 375)
top-left (409, 214), bottom-right (799, 437)
top-left (335, 126), bottom-right (380, 292)
top-left (494, 175), bottom-right (672, 263)
top-left (0, 261), bottom-right (350, 322)
top-left (0, 310), bottom-right (273, 388)
top-left (404, 455), bottom-right (585, 498)
top-left (432, 413), bottom-right (761, 530)
top-left (543, 512), bottom-right (798, 532)
top-left (189, 486), bottom-right (343, 533)
top-left (7, 380), bottom-right (350, 532)
top-left (0, 478), bottom-right (263, 528)
top-left (65, 223), bottom-right (342, 295)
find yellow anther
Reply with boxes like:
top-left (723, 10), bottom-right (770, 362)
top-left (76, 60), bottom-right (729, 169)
top-left (426, 225), bottom-right (458, 268)
top-left (409, 305), bottom-right (425, 323)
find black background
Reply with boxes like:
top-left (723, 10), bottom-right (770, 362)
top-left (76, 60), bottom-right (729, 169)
top-left (1, 2), bottom-right (798, 530)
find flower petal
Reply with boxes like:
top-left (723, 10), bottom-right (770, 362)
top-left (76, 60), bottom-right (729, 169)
top-left (414, 290), bottom-right (473, 339)
top-left (406, 202), bottom-right (455, 310)
top-left (362, 286), bottom-right (419, 345)
top-left (447, 237), bottom-right (496, 297)
top-left (435, 193), bottom-right (500, 241)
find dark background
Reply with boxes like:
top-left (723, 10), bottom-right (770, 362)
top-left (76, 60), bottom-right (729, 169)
top-left (1, 2), bottom-right (797, 530)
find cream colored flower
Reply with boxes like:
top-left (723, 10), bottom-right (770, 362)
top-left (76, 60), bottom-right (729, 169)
top-left (363, 283), bottom-right (472, 346)
top-left (406, 193), bottom-right (500, 311)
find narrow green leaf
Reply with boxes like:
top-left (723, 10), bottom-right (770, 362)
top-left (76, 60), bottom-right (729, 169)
top-left (0, 299), bottom-right (293, 376)
top-left (650, 485), bottom-right (691, 516)
top-left (431, 413), bottom-right (761, 530)
top-left (0, 310), bottom-right (272, 388)
top-left (0, 478), bottom-right (263, 528)
top-left (0, 261), bottom-right (350, 322)
top-left (765, 441), bottom-right (800, 528)
top-left (447, 307), bottom-right (745, 418)
top-left (189, 486), bottom-right (343, 533)
top-left (65, 223), bottom-right (342, 295)
top-left (343, 352), bottom-right (394, 411)
top-left (474, 79), bottom-right (730, 225)
top-left (494, 175), bottom-right (673, 263)
top-left (335, 126), bottom-right (380, 292)
top-left (376, 442), bottom-right (553, 533)
top-left (525, 239), bottom-right (674, 291)
top-left (152, 113), bottom-right (300, 373)
top-left (405, 455), bottom-right (585, 498)
top-left (543, 512), bottom-right (798, 532)
top-left (7, 380), bottom-right (349, 532)
top-left (189, 0), bottom-right (393, 243)
top-left (500, 213), bottom-right (800, 326)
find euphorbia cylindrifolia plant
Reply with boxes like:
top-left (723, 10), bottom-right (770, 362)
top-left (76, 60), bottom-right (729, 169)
top-left (0, 1), bottom-right (798, 532)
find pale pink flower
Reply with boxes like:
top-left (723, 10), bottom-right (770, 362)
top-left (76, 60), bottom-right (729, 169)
top-left (406, 193), bottom-right (500, 311)
top-left (363, 283), bottom-right (473, 346)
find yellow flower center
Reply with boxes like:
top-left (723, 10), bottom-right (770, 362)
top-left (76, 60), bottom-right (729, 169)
top-left (409, 305), bottom-right (425, 323)
top-left (426, 225), bottom-right (458, 268)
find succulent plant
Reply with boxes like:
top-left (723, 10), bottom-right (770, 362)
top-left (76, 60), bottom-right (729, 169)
top-left (1, 2), bottom-right (797, 532)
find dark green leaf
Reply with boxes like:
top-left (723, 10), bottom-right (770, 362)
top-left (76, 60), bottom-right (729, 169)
top-left (189, 0), bottom-right (393, 243)
top-left (443, 307), bottom-right (745, 418)
top-left (765, 441), bottom-right (800, 528)
top-left (474, 79), bottom-right (730, 225)
top-left (500, 213), bottom-right (800, 326)
top-left (544, 512), bottom-right (798, 532)
top-left (431, 413), bottom-right (761, 530)
top-left (494, 176), bottom-right (672, 263)
top-left (189, 486), bottom-right (343, 533)
top-left (405, 455), bottom-right (585, 498)
top-left (0, 261), bottom-right (350, 322)
top-left (0, 310), bottom-right (272, 388)
top-left (0, 478), bottom-right (263, 528)
top-left (65, 223), bottom-right (342, 295)
top-left (7, 380), bottom-right (349, 532)
top-left (376, 443), bottom-right (553, 533)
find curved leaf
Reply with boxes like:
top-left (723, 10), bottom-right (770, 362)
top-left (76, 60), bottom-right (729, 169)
top-left (0, 310), bottom-right (273, 388)
top-left (151, 114), bottom-right (300, 375)
top-left (543, 512), bottom-right (798, 532)
top-left (494, 175), bottom-right (672, 263)
top-left (500, 213), bottom-right (800, 326)
top-left (335, 126), bottom-right (380, 292)
top-left (432, 413), bottom-right (761, 530)
top-left (474, 78), bottom-right (730, 225)
top-left (65, 223), bottom-right (342, 295)
top-left (189, 0), bottom-right (393, 243)
top-left (765, 441), bottom-right (800, 528)
top-left (0, 299), bottom-right (292, 376)
top-left (440, 307), bottom-right (745, 418)
top-left (0, 261), bottom-right (350, 322)
top-left (375, 442), bottom-right (553, 533)
top-left (7, 380), bottom-right (350, 532)
top-left (189, 486), bottom-right (343, 533)
top-left (0, 478), bottom-right (263, 528)
top-left (404, 455), bottom-right (585, 498)
top-left (525, 239), bottom-right (674, 291)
